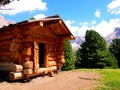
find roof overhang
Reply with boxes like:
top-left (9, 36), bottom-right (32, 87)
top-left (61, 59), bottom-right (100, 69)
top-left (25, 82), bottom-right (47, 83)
top-left (0, 15), bottom-right (75, 40)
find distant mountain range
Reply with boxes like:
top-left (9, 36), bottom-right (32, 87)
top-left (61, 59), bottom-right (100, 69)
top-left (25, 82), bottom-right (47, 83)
top-left (0, 14), bottom-right (15, 28)
top-left (71, 27), bottom-right (120, 51)
top-left (106, 27), bottom-right (120, 44)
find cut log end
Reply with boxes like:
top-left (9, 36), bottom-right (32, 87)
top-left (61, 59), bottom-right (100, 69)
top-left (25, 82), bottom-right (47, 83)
top-left (9, 72), bottom-right (23, 81)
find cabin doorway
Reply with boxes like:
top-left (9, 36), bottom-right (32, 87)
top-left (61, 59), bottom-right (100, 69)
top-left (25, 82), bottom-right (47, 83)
top-left (39, 43), bottom-right (45, 67)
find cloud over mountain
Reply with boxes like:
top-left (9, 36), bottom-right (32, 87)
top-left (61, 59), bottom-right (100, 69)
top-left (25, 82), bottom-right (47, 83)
top-left (65, 18), bottom-right (120, 37)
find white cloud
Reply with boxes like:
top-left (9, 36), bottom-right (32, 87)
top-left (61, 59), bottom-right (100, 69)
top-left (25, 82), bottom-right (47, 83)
top-left (79, 22), bottom-right (89, 26)
top-left (34, 14), bottom-right (47, 20)
top-left (93, 19), bottom-right (120, 37)
top-left (91, 20), bottom-right (96, 25)
top-left (0, 0), bottom-right (47, 15)
top-left (107, 0), bottom-right (120, 14)
top-left (65, 20), bottom-right (83, 36)
top-left (95, 9), bottom-right (101, 17)
top-left (65, 18), bottom-right (120, 37)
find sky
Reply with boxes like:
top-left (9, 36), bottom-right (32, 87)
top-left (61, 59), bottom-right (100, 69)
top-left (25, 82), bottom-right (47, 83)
top-left (0, 0), bottom-right (120, 37)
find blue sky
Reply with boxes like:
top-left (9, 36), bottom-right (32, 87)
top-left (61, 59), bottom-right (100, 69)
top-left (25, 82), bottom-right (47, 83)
top-left (0, 0), bottom-right (120, 37)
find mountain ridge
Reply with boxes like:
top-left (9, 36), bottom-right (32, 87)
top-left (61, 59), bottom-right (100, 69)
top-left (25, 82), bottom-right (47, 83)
top-left (0, 14), bottom-right (15, 28)
top-left (71, 27), bottom-right (120, 51)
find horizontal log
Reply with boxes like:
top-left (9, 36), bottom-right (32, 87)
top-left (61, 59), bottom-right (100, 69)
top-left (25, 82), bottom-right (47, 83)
top-left (0, 30), bottom-right (13, 36)
top-left (23, 61), bottom-right (33, 69)
top-left (57, 58), bottom-right (65, 64)
top-left (0, 45), bottom-right (10, 50)
top-left (48, 57), bottom-right (57, 61)
top-left (9, 66), bottom-right (58, 81)
top-left (0, 51), bottom-right (11, 56)
top-left (48, 61), bottom-right (57, 67)
top-left (12, 38), bottom-right (23, 43)
top-left (23, 69), bottom-right (33, 75)
top-left (34, 66), bottom-right (57, 75)
top-left (0, 39), bottom-right (12, 45)
top-left (57, 51), bottom-right (64, 55)
top-left (32, 27), bottom-right (58, 39)
top-left (16, 33), bottom-right (23, 38)
top-left (10, 43), bottom-right (23, 52)
top-left (9, 64), bottom-right (23, 72)
top-left (0, 34), bottom-right (13, 41)
top-left (48, 52), bottom-right (57, 57)
top-left (49, 44), bottom-right (55, 48)
top-left (57, 55), bottom-right (64, 59)
top-left (9, 72), bottom-right (23, 81)
top-left (24, 57), bottom-right (31, 62)
top-left (23, 41), bottom-right (33, 47)
top-left (22, 47), bottom-right (32, 56)
top-left (25, 37), bottom-right (55, 44)
top-left (46, 66), bottom-right (57, 71)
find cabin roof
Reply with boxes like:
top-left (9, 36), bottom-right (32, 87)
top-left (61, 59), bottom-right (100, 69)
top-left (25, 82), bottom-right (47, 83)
top-left (0, 15), bottom-right (75, 40)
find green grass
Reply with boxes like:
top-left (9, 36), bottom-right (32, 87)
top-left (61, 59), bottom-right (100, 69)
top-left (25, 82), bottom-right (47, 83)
top-left (78, 69), bottom-right (120, 90)
top-left (96, 69), bottom-right (120, 90)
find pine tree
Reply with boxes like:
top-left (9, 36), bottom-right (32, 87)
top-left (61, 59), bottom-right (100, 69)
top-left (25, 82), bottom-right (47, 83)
top-left (109, 39), bottom-right (120, 67)
top-left (80, 30), bottom-right (118, 68)
top-left (62, 40), bottom-right (75, 70)
top-left (75, 48), bottom-right (82, 68)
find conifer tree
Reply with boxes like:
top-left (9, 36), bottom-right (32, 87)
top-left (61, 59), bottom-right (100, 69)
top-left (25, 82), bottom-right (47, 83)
top-left (79, 30), bottom-right (118, 68)
top-left (62, 40), bottom-right (75, 70)
top-left (75, 48), bottom-right (82, 68)
top-left (109, 39), bottom-right (120, 67)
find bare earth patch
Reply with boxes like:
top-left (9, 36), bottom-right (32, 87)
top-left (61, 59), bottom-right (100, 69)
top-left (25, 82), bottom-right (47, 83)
top-left (0, 70), bottom-right (101, 90)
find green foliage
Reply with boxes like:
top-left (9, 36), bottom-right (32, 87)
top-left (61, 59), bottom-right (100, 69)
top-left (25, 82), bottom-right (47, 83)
top-left (75, 48), bottom-right (82, 69)
top-left (62, 40), bottom-right (75, 71)
top-left (109, 39), bottom-right (120, 67)
top-left (77, 30), bottom-right (118, 68)
top-left (29, 17), bottom-right (35, 20)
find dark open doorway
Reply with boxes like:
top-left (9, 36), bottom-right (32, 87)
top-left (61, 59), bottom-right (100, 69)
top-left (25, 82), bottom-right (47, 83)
top-left (39, 43), bottom-right (45, 67)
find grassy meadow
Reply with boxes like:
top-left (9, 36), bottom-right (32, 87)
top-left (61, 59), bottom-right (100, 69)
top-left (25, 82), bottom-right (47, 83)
top-left (78, 69), bottom-right (120, 90)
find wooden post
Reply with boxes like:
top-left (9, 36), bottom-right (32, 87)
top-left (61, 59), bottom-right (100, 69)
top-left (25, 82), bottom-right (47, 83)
top-left (33, 41), bottom-right (39, 71)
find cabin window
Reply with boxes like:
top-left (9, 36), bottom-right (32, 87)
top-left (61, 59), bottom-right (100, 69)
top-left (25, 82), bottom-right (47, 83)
top-left (39, 43), bottom-right (45, 67)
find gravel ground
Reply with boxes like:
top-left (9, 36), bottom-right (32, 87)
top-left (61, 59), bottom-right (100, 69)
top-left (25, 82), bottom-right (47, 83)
top-left (0, 70), bottom-right (101, 90)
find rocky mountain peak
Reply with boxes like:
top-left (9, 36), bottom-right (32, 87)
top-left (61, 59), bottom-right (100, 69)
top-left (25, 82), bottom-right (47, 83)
top-left (0, 14), bottom-right (15, 28)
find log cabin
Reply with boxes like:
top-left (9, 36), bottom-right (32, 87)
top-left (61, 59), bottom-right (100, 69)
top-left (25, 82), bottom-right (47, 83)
top-left (0, 15), bottom-right (74, 80)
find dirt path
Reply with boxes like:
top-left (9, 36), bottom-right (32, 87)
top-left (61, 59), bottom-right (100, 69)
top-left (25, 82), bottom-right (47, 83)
top-left (0, 70), bottom-right (101, 90)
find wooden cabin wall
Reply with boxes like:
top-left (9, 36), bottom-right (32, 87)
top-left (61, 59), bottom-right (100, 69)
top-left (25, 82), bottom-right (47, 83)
top-left (0, 28), bottom-right (13, 62)
top-left (56, 39), bottom-right (65, 70)
top-left (47, 39), bottom-right (65, 70)
top-left (0, 26), bottom-right (33, 64)
top-left (9, 27), bottom-right (24, 64)
top-left (47, 44), bottom-right (57, 68)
